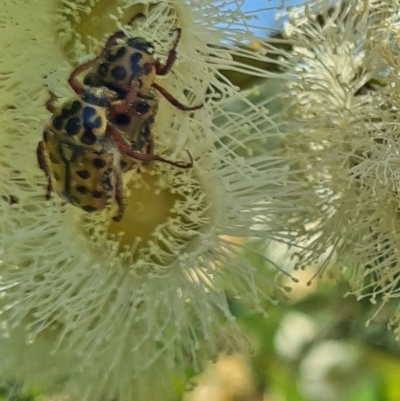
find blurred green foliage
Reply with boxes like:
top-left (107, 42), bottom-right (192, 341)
top-left (0, 381), bottom-right (39, 401)
top-left (226, 240), bottom-right (400, 401)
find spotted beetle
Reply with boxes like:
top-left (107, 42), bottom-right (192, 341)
top-left (63, 13), bottom-right (201, 172)
top-left (115, 88), bottom-right (160, 172)
top-left (82, 13), bottom-right (203, 141)
top-left (37, 61), bottom-right (192, 222)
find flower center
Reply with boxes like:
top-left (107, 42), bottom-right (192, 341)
top-left (84, 164), bottom-right (211, 273)
top-left (109, 169), bottom-right (180, 249)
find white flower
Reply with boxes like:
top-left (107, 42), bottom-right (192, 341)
top-left (299, 340), bottom-right (362, 401)
top-left (274, 311), bottom-right (318, 360)
top-left (0, 0), bottom-right (291, 399)
top-left (268, 0), bottom-right (400, 332)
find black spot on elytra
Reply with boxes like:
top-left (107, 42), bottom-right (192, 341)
top-left (82, 105), bottom-right (95, 118)
top-left (114, 113), bottom-right (131, 126)
top-left (52, 171), bottom-right (60, 181)
top-left (98, 62), bottom-right (109, 77)
top-left (135, 100), bottom-right (149, 114)
top-left (84, 72), bottom-right (101, 87)
top-left (82, 106), bottom-right (103, 130)
top-left (77, 170), bottom-right (90, 179)
top-left (52, 115), bottom-right (64, 131)
top-left (130, 52), bottom-right (143, 75)
top-left (65, 117), bottom-right (81, 136)
top-left (141, 63), bottom-right (153, 75)
top-left (82, 205), bottom-right (97, 212)
top-left (60, 100), bottom-right (81, 119)
top-left (120, 160), bottom-right (127, 169)
top-left (92, 191), bottom-right (103, 198)
top-left (76, 185), bottom-right (89, 194)
top-left (49, 152), bottom-right (60, 164)
top-left (81, 129), bottom-right (97, 145)
top-left (93, 158), bottom-right (106, 169)
top-left (107, 46), bottom-right (127, 62)
top-left (111, 66), bottom-right (127, 81)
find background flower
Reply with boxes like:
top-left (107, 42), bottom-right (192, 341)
top-left (266, 0), bottom-right (400, 332)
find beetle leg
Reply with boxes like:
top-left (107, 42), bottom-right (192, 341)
top-left (146, 136), bottom-right (154, 155)
top-left (153, 28), bottom-right (203, 111)
top-left (107, 124), bottom-right (193, 168)
top-left (133, 124), bottom-right (153, 154)
top-left (109, 78), bottom-right (140, 115)
top-left (151, 82), bottom-right (203, 111)
top-left (155, 28), bottom-right (182, 76)
top-left (68, 30), bottom-right (127, 95)
top-left (112, 169), bottom-right (125, 222)
top-left (45, 91), bottom-right (59, 113)
top-left (36, 141), bottom-right (53, 199)
top-left (107, 123), bottom-right (139, 151)
top-left (124, 148), bottom-right (193, 169)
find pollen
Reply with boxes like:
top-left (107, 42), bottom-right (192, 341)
top-left (84, 162), bottom-right (211, 273)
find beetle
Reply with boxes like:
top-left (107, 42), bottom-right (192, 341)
top-left (82, 13), bottom-right (203, 111)
top-left (37, 61), bottom-right (192, 221)
top-left (115, 88), bottom-right (160, 173)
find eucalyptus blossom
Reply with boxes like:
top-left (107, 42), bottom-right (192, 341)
top-left (0, 0), bottom-right (291, 399)
top-left (269, 0), bottom-right (400, 333)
